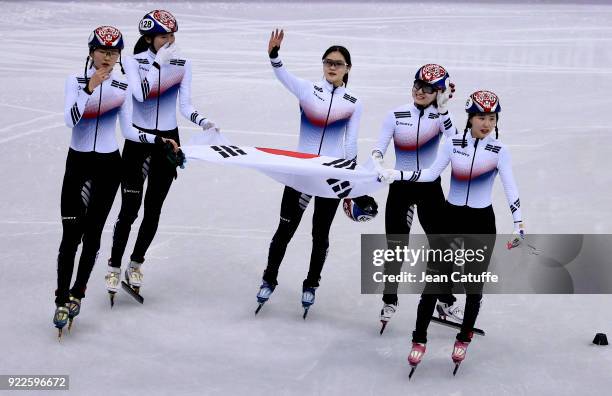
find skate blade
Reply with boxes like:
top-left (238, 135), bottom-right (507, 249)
top-left (57, 328), bottom-right (63, 342)
top-left (409, 365), bottom-right (417, 380)
top-left (121, 281), bottom-right (144, 304)
top-left (255, 302), bottom-right (264, 315)
top-left (67, 319), bottom-right (74, 333)
top-left (380, 321), bottom-right (388, 335)
top-left (302, 307), bottom-right (310, 320)
top-left (109, 292), bottom-right (116, 308)
top-left (453, 362), bottom-right (461, 376)
top-left (430, 316), bottom-right (485, 336)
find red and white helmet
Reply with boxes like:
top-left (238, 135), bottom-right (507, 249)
top-left (414, 64), bottom-right (449, 91)
top-left (139, 10), bottom-right (178, 35)
top-left (465, 90), bottom-right (501, 113)
top-left (88, 26), bottom-right (124, 51)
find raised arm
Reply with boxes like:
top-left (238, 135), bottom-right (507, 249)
top-left (437, 80), bottom-right (458, 137)
top-left (268, 29), bottom-right (310, 100)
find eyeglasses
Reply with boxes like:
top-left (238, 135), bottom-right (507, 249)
top-left (95, 49), bottom-right (120, 59)
top-left (413, 80), bottom-right (437, 94)
top-left (322, 59), bottom-right (348, 68)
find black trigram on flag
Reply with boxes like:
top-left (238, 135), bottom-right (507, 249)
top-left (211, 145), bottom-right (247, 158)
top-left (327, 179), bottom-right (352, 199)
top-left (322, 158), bottom-right (356, 170)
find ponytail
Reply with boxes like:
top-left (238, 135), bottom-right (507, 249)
top-left (134, 36), bottom-right (150, 54)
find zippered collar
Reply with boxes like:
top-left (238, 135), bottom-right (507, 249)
top-left (410, 102), bottom-right (436, 115)
top-left (320, 78), bottom-right (345, 95)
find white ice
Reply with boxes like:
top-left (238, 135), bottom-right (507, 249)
top-left (1, 1), bottom-right (611, 395)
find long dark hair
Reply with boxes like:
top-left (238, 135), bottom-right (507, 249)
top-left (322, 45), bottom-right (352, 86)
top-left (134, 35), bottom-right (151, 54)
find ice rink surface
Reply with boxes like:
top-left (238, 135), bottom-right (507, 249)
top-left (1, 1), bottom-right (611, 395)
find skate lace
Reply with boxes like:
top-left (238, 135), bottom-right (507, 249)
top-left (106, 272), bottom-right (120, 286)
top-left (302, 290), bottom-right (315, 304)
top-left (54, 307), bottom-right (69, 322)
top-left (68, 297), bottom-right (81, 316)
top-left (450, 306), bottom-right (464, 318)
top-left (257, 286), bottom-right (273, 298)
top-left (383, 304), bottom-right (396, 316)
top-left (453, 342), bottom-right (468, 358)
top-left (409, 343), bottom-right (425, 361)
top-left (129, 268), bottom-right (143, 282)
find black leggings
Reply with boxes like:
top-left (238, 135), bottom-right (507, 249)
top-left (109, 128), bottom-right (179, 266)
top-left (55, 149), bottom-right (121, 305)
top-left (263, 186), bottom-right (340, 290)
top-left (412, 203), bottom-right (497, 343)
top-left (382, 178), bottom-right (448, 305)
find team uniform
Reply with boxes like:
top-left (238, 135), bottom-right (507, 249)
top-left (261, 54), bottom-right (363, 295)
top-left (401, 131), bottom-right (523, 343)
top-left (56, 66), bottom-right (157, 309)
top-left (374, 102), bottom-right (457, 306)
top-left (108, 49), bottom-right (209, 269)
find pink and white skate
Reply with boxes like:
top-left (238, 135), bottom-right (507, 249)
top-left (407, 342), bottom-right (426, 379)
top-left (451, 340), bottom-right (470, 376)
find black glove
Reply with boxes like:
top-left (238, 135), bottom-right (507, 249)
top-left (163, 142), bottom-right (186, 169)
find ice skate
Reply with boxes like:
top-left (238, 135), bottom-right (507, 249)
top-left (436, 301), bottom-right (464, 324)
top-left (379, 303), bottom-right (397, 335)
top-left (67, 295), bottom-right (81, 332)
top-left (451, 340), bottom-right (470, 376)
top-left (105, 265), bottom-right (121, 307)
top-left (53, 305), bottom-right (70, 341)
top-left (407, 342), bottom-right (426, 379)
top-left (301, 287), bottom-right (317, 319)
top-left (255, 280), bottom-right (276, 315)
top-left (121, 261), bottom-right (144, 304)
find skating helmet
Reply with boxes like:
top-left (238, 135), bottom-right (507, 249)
top-left (414, 64), bottom-right (449, 91)
top-left (465, 90), bottom-right (501, 114)
top-left (139, 10), bottom-right (178, 35)
top-left (88, 26), bottom-right (124, 51)
top-left (343, 195), bottom-right (378, 222)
